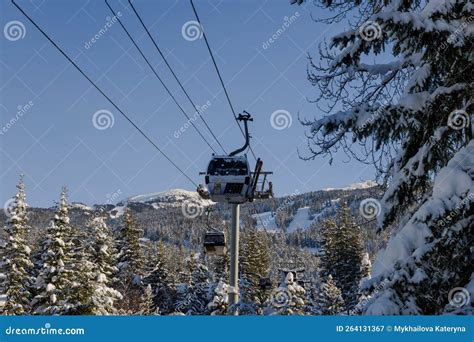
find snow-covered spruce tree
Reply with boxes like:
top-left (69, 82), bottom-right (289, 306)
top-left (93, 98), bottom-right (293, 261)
top-left (366, 142), bottom-right (473, 314)
top-left (293, 0), bottom-right (473, 314)
top-left (240, 227), bottom-right (271, 314)
top-left (175, 254), bottom-right (210, 315)
top-left (143, 241), bottom-right (174, 314)
top-left (116, 208), bottom-right (145, 312)
top-left (212, 250), bottom-right (229, 282)
top-left (66, 243), bottom-right (95, 315)
top-left (319, 205), bottom-right (364, 311)
top-left (2, 176), bottom-right (34, 315)
top-left (360, 252), bottom-right (372, 280)
top-left (89, 217), bottom-right (122, 314)
top-left (207, 280), bottom-right (229, 315)
top-left (32, 188), bottom-right (75, 314)
top-left (315, 275), bottom-right (346, 315)
top-left (139, 284), bottom-right (157, 315)
top-left (269, 272), bottom-right (306, 315)
top-left (69, 217), bottom-right (122, 315)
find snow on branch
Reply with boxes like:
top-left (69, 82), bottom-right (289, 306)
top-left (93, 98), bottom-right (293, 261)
top-left (373, 140), bottom-right (474, 278)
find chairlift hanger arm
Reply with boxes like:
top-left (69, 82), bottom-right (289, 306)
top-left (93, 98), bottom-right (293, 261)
top-left (229, 112), bottom-right (253, 157)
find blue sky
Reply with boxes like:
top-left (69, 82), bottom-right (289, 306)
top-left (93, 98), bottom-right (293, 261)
top-left (0, 0), bottom-right (374, 207)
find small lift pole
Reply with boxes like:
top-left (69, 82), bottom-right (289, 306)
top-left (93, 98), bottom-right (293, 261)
top-left (229, 203), bottom-right (240, 309)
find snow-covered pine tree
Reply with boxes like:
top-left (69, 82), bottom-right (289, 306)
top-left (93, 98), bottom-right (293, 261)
top-left (293, 0), bottom-right (473, 314)
top-left (32, 188), bottom-right (75, 314)
top-left (117, 209), bottom-right (145, 279)
top-left (319, 205), bottom-right (364, 311)
top-left (70, 217), bottom-right (122, 315)
top-left (240, 227), bottom-right (271, 314)
top-left (67, 243), bottom-right (95, 315)
top-left (175, 254), bottom-right (210, 315)
top-left (2, 176), bottom-right (34, 315)
top-left (269, 272), bottom-right (306, 315)
top-left (315, 275), bottom-right (346, 315)
top-left (116, 208), bottom-right (145, 312)
top-left (360, 252), bottom-right (372, 280)
top-left (212, 250), bottom-right (229, 282)
top-left (366, 142), bottom-right (473, 314)
top-left (318, 218), bottom-right (337, 278)
top-left (143, 241), bottom-right (174, 314)
top-left (207, 280), bottom-right (229, 315)
top-left (139, 284), bottom-right (156, 315)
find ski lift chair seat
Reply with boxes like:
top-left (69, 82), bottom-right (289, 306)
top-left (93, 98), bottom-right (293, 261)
top-left (203, 231), bottom-right (227, 256)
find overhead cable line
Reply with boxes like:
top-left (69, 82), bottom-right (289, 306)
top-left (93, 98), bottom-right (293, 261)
top-left (189, 0), bottom-right (258, 161)
top-left (105, 0), bottom-right (218, 154)
top-left (12, 0), bottom-right (198, 187)
top-left (128, 0), bottom-right (227, 155)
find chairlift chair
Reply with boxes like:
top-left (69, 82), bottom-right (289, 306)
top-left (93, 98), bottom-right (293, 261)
top-left (203, 231), bottom-right (227, 256)
top-left (204, 155), bottom-right (252, 204)
top-left (198, 112), bottom-right (273, 204)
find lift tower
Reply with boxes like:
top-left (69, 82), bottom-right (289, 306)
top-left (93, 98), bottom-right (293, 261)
top-left (198, 113), bottom-right (273, 310)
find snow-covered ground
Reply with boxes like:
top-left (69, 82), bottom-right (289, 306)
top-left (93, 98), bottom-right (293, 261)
top-left (252, 211), bottom-right (279, 231)
top-left (287, 207), bottom-right (318, 233)
top-left (109, 205), bottom-right (126, 219)
top-left (253, 206), bottom-right (320, 233)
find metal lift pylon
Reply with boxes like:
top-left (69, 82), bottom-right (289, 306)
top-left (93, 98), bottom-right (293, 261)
top-left (198, 112), bottom-right (273, 313)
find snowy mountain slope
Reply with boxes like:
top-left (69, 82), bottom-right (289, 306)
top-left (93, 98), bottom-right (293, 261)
top-left (1, 185), bottom-right (381, 250)
top-left (252, 211), bottom-right (279, 231)
top-left (253, 202), bottom-right (337, 233)
top-left (250, 181), bottom-right (381, 234)
top-left (287, 207), bottom-right (319, 233)
top-left (110, 189), bottom-right (214, 218)
top-left (254, 206), bottom-right (319, 233)
top-left (124, 189), bottom-right (213, 208)
top-left (70, 202), bottom-right (93, 211)
top-left (322, 180), bottom-right (378, 192)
